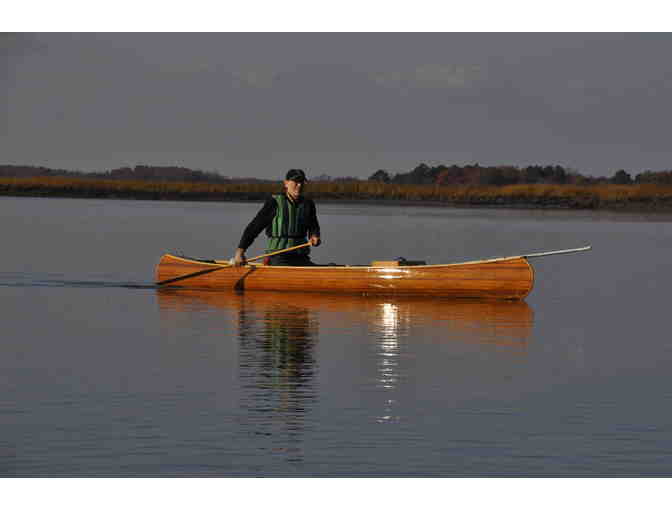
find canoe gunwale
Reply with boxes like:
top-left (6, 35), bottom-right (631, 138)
top-left (162, 253), bottom-right (532, 270)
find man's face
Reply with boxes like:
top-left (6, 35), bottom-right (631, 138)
top-left (284, 179), bottom-right (305, 200)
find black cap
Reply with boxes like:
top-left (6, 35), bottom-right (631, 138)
top-left (285, 169), bottom-right (307, 182)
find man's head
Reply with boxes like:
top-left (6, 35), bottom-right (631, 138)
top-left (284, 169), bottom-right (308, 200)
top-left (285, 169), bottom-right (307, 183)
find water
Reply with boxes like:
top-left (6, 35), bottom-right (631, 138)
top-left (2, 196), bottom-right (672, 476)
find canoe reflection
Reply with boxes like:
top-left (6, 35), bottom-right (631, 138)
top-left (157, 290), bottom-right (534, 460)
top-left (156, 289), bottom-right (534, 347)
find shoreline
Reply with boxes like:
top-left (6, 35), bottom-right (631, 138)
top-left (3, 188), bottom-right (672, 213)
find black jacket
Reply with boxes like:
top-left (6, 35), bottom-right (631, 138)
top-left (238, 195), bottom-right (320, 250)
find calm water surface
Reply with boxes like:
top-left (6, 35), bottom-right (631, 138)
top-left (2, 196), bottom-right (672, 476)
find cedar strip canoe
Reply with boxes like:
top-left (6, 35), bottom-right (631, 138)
top-left (155, 254), bottom-right (535, 300)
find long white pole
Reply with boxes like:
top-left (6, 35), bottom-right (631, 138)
top-left (522, 246), bottom-right (592, 258)
top-left (456, 246), bottom-right (591, 266)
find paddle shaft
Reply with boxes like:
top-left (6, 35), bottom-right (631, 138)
top-left (157, 241), bottom-right (313, 286)
top-left (214, 241), bottom-right (312, 264)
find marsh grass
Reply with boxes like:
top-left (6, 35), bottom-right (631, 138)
top-left (2, 176), bottom-right (672, 210)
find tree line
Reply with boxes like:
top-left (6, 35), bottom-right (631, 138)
top-left (0, 165), bottom-right (272, 183)
top-left (2, 163), bottom-right (672, 186)
top-left (368, 164), bottom-right (672, 186)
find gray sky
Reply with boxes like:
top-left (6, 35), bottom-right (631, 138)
top-left (2, 32), bottom-right (672, 179)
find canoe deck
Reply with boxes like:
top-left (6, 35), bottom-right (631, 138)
top-left (155, 254), bottom-right (535, 300)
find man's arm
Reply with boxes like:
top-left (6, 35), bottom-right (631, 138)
top-left (308, 200), bottom-right (321, 246)
top-left (234, 197), bottom-right (276, 265)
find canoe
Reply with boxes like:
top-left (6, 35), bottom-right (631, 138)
top-left (154, 246), bottom-right (590, 300)
top-left (155, 254), bottom-right (537, 300)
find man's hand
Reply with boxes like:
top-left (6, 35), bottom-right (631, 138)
top-left (233, 248), bottom-right (247, 266)
top-left (310, 235), bottom-right (321, 247)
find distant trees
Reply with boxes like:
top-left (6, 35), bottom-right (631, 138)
top-left (370, 163), bottom-right (575, 187)
top-left (3, 163), bottom-right (672, 188)
top-left (0, 165), bottom-right (84, 178)
top-left (0, 164), bottom-right (232, 183)
top-left (105, 165), bottom-right (229, 182)
top-left (521, 165), bottom-right (568, 185)
top-left (366, 163), bottom-right (672, 187)
top-left (634, 170), bottom-right (672, 185)
top-left (368, 169), bottom-right (391, 183)
top-left (611, 169), bottom-right (632, 185)
top-left (392, 163), bottom-right (441, 185)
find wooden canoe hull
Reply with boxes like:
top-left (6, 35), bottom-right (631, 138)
top-left (155, 254), bottom-right (535, 300)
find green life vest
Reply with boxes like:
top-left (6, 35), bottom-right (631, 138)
top-left (266, 194), bottom-right (310, 253)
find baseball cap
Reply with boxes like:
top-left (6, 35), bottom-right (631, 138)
top-left (285, 169), bottom-right (308, 182)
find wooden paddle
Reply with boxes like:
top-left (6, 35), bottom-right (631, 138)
top-left (156, 241), bottom-right (312, 286)
top-left (213, 241), bottom-right (312, 265)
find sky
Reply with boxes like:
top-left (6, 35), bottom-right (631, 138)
top-left (2, 31), bottom-right (672, 179)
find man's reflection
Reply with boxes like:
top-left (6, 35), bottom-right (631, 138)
top-left (158, 290), bottom-right (319, 463)
top-left (234, 295), bottom-right (318, 462)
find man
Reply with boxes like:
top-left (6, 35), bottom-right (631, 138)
top-left (233, 169), bottom-right (321, 266)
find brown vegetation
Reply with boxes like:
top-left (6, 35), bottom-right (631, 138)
top-left (2, 176), bottom-right (672, 211)
top-left (309, 181), bottom-right (672, 210)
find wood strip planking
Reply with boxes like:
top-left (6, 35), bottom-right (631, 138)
top-left (155, 254), bottom-right (534, 300)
